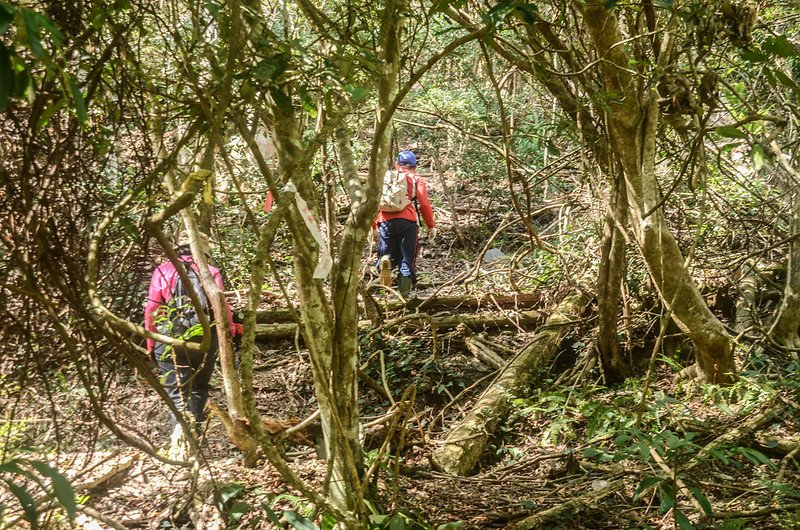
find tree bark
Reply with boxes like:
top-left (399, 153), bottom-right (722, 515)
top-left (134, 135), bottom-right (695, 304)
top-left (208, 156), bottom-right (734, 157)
top-left (768, 183), bottom-right (800, 350)
top-left (596, 170), bottom-right (631, 382)
top-left (431, 292), bottom-right (589, 476)
top-left (580, 0), bottom-right (735, 384)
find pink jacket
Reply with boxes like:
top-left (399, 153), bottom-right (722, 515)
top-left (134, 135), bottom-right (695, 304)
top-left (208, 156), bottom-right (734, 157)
top-left (144, 255), bottom-right (234, 351)
top-left (375, 169), bottom-right (436, 229)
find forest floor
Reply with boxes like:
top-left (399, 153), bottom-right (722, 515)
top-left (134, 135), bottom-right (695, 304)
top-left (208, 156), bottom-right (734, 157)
top-left (40, 231), bottom-right (800, 530)
top-left (8, 190), bottom-right (800, 530)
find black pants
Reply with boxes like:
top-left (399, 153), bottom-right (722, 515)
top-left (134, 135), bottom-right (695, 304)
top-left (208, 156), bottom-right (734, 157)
top-left (153, 336), bottom-right (218, 430)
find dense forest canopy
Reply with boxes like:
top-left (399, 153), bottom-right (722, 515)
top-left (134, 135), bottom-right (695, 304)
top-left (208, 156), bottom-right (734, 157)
top-left (2, 0), bottom-right (800, 528)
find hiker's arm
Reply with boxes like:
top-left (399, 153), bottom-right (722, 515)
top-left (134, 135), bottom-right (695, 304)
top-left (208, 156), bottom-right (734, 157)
top-left (416, 179), bottom-right (436, 230)
top-left (144, 268), bottom-right (165, 352)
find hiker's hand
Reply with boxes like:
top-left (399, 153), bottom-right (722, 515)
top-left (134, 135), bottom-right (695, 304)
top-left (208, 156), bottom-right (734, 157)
top-left (371, 228), bottom-right (378, 243)
top-left (428, 227), bottom-right (437, 241)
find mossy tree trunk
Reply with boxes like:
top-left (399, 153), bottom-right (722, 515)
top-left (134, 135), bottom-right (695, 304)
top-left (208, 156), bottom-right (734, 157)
top-left (579, 0), bottom-right (735, 384)
top-left (596, 170), bottom-right (631, 382)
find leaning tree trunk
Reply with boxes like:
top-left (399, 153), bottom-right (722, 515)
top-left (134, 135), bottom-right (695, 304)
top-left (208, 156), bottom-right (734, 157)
top-left (431, 291), bottom-right (589, 476)
top-left (580, 0), bottom-right (735, 384)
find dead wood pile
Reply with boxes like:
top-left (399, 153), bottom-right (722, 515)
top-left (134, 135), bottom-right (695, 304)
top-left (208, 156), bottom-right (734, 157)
top-left (431, 291), bottom-right (590, 476)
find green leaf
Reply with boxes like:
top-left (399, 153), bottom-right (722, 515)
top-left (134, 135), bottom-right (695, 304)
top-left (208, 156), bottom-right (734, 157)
top-left (14, 63), bottom-right (31, 99)
top-left (299, 87), bottom-right (317, 118)
top-left (738, 447), bottom-right (774, 468)
top-left (0, 2), bottom-right (14, 36)
top-left (219, 483), bottom-right (245, 506)
top-left (389, 513), bottom-right (407, 530)
top-left (344, 83), bottom-right (368, 101)
top-left (716, 518), bottom-right (747, 530)
top-left (436, 523), bottom-right (464, 530)
top-left (260, 501), bottom-right (284, 526)
top-left (35, 98), bottom-right (65, 130)
top-left (633, 477), bottom-right (662, 502)
top-left (65, 74), bottom-right (87, 122)
top-left (284, 510), bottom-right (319, 530)
top-left (0, 460), bottom-right (40, 484)
top-left (605, 0), bottom-right (620, 9)
top-left (751, 144), bottom-right (766, 171)
top-left (484, 1), bottom-right (538, 25)
top-left (740, 49), bottom-right (768, 63)
top-left (252, 55), bottom-right (289, 83)
top-left (773, 70), bottom-right (800, 95)
top-left (319, 513), bottom-right (337, 530)
top-left (5, 479), bottom-right (38, 529)
top-left (26, 461), bottom-right (76, 520)
top-left (227, 501), bottom-right (251, 522)
top-left (614, 433), bottom-right (631, 445)
top-left (688, 486), bottom-right (713, 515)
top-left (674, 509), bottom-right (695, 530)
top-left (762, 35), bottom-right (796, 58)
top-left (715, 126), bottom-right (748, 139)
top-left (20, 9), bottom-right (43, 58)
top-left (715, 402), bottom-right (734, 415)
top-left (90, 9), bottom-right (107, 29)
top-left (583, 447), bottom-right (601, 458)
top-left (268, 86), bottom-right (292, 112)
top-left (658, 485), bottom-right (676, 514)
top-left (369, 514), bottom-right (389, 525)
top-left (34, 12), bottom-right (63, 48)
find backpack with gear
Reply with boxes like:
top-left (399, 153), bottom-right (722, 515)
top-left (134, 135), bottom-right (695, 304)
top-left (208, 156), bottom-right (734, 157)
top-left (379, 169), bottom-right (417, 213)
top-left (159, 262), bottom-right (212, 341)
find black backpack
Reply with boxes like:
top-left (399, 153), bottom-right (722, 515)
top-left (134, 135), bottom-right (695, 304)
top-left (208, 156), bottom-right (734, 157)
top-left (160, 261), bottom-right (212, 340)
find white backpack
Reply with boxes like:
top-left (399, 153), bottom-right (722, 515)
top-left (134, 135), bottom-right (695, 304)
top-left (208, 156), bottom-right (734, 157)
top-left (379, 170), bottom-right (416, 212)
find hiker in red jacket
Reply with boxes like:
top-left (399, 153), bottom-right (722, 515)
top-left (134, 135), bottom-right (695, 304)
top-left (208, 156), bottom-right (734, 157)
top-left (144, 230), bottom-right (239, 432)
top-left (374, 150), bottom-right (436, 295)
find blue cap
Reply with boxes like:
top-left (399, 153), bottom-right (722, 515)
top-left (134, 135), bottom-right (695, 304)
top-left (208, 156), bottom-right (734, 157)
top-left (397, 150), bottom-right (417, 167)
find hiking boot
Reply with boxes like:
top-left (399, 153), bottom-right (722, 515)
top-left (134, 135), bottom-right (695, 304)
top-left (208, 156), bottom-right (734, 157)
top-left (379, 255), bottom-right (393, 286)
top-left (398, 276), bottom-right (413, 296)
top-left (168, 412), bottom-right (197, 461)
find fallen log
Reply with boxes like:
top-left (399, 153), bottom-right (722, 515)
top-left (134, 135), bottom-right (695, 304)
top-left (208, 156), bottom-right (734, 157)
top-left (464, 336), bottom-right (506, 370)
top-left (253, 292), bottom-right (541, 323)
top-left (513, 476), bottom-right (627, 530)
top-left (406, 292), bottom-right (541, 312)
top-left (430, 291), bottom-right (589, 476)
top-left (254, 309), bottom-right (544, 342)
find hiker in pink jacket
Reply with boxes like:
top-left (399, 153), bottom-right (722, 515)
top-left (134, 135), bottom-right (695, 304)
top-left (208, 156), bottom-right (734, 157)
top-left (144, 230), bottom-right (238, 431)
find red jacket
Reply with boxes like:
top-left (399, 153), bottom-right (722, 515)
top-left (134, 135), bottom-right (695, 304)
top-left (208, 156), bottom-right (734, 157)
top-left (144, 255), bottom-right (234, 351)
top-left (375, 169), bottom-right (435, 229)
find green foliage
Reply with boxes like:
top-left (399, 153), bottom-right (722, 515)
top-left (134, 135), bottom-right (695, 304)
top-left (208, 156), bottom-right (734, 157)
top-left (0, 457), bottom-right (76, 528)
top-left (0, 2), bottom-right (94, 124)
top-left (208, 483), bottom-right (461, 530)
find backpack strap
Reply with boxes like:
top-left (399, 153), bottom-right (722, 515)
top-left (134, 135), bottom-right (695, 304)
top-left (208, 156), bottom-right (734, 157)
top-left (408, 175), bottom-right (420, 224)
